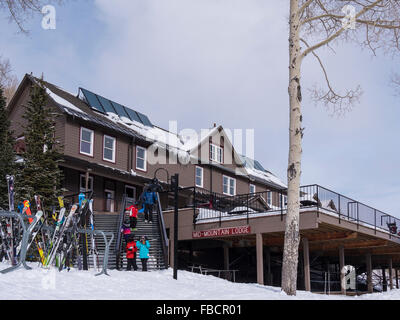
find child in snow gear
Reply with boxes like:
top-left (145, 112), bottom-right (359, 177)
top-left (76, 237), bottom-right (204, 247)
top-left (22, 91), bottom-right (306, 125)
top-left (121, 220), bottom-right (132, 243)
top-left (136, 236), bottom-right (150, 271)
top-left (125, 203), bottom-right (138, 230)
top-left (141, 190), bottom-right (157, 223)
top-left (126, 235), bottom-right (138, 271)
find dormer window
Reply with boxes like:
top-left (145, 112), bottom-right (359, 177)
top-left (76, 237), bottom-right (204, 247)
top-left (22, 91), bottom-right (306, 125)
top-left (210, 143), bottom-right (223, 164)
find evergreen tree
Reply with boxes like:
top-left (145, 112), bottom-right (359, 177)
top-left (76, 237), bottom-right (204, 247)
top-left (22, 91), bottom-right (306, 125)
top-left (16, 80), bottom-right (63, 209)
top-left (0, 86), bottom-right (16, 209)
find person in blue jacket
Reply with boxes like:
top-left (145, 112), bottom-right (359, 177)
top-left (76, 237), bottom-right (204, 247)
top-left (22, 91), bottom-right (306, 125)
top-left (141, 188), bottom-right (157, 223)
top-left (136, 235), bottom-right (150, 271)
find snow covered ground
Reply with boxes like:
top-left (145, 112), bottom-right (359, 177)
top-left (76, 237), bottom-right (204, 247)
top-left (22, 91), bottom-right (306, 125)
top-left (0, 262), bottom-right (399, 300)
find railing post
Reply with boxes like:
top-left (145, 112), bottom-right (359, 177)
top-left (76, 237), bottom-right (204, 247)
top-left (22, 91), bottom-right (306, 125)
top-left (316, 185), bottom-right (319, 218)
top-left (280, 190), bottom-right (283, 221)
top-left (193, 187), bottom-right (196, 229)
top-left (357, 202), bottom-right (359, 229)
top-left (374, 210), bottom-right (377, 235)
top-left (338, 194), bottom-right (341, 224)
top-left (219, 193), bottom-right (222, 227)
top-left (247, 194), bottom-right (249, 225)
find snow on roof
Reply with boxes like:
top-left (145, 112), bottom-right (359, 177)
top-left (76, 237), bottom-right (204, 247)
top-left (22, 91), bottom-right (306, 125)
top-left (45, 87), bottom-right (87, 115)
top-left (244, 163), bottom-right (287, 189)
top-left (103, 111), bottom-right (191, 161)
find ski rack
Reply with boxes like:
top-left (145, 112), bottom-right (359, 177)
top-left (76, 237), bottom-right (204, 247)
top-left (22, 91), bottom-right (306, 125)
top-left (0, 211), bottom-right (114, 276)
top-left (0, 210), bottom-right (34, 274)
top-left (76, 228), bottom-right (114, 276)
top-left (39, 225), bottom-right (114, 276)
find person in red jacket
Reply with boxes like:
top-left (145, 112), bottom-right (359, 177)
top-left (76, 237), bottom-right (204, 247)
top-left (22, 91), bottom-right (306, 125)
top-left (126, 235), bottom-right (138, 271)
top-left (125, 203), bottom-right (138, 231)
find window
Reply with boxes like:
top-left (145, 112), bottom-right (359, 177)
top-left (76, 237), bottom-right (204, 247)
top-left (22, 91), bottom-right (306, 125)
top-left (195, 166), bottom-right (203, 188)
top-left (223, 175), bottom-right (236, 196)
top-left (80, 174), bottom-right (93, 193)
top-left (80, 127), bottom-right (94, 156)
top-left (125, 185), bottom-right (136, 203)
top-left (280, 195), bottom-right (287, 208)
top-left (136, 146), bottom-right (147, 171)
top-left (250, 184), bottom-right (256, 194)
top-left (267, 191), bottom-right (272, 206)
top-left (210, 143), bottom-right (223, 163)
top-left (103, 135), bottom-right (116, 162)
top-left (105, 189), bottom-right (115, 212)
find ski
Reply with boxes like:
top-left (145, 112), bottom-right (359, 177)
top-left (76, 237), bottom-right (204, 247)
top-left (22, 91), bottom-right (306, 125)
top-left (58, 211), bottom-right (80, 271)
top-left (58, 196), bottom-right (64, 209)
top-left (33, 195), bottom-right (48, 264)
top-left (44, 204), bottom-right (78, 267)
top-left (88, 199), bottom-right (99, 270)
top-left (59, 200), bottom-right (87, 271)
top-left (22, 208), bottom-right (45, 249)
top-left (50, 208), bottom-right (66, 245)
top-left (25, 213), bottom-right (46, 262)
top-left (5, 175), bottom-right (15, 265)
top-left (22, 200), bottom-right (33, 224)
top-left (0, 221), bottom-right (11, 262)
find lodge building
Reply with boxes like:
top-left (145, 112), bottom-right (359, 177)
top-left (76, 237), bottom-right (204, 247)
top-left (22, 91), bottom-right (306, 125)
top-left (6, 74), bottom-right (400, 295)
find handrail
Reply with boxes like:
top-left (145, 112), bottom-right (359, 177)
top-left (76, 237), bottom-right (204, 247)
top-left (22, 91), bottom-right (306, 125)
top-left (156, 192), bottom-right (169, 269)
top-left (115, 194), bottom-right (127, 269)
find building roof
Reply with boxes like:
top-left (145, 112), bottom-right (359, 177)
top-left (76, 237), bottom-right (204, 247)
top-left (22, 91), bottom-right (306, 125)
top-left (18, 74), bottom-right (287, 190)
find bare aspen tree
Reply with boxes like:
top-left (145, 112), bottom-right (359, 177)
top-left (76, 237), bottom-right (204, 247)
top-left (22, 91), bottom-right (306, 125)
top-left (282, 0), bottom-right (400, 295)
top-left (0, 56), bottom-right (18, 104)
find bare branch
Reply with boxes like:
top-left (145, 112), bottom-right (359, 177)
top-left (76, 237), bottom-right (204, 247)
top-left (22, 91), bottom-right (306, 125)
top-left (0, 56), bottom-right (18, 105)
top-left (300, 38), bottom-right (362, 115)
top-left (298, 0), bottom-right (316, 16)
top-left (0, 0), bottom-right (64, 34)
top-left (299, 0), bottom-right (400, 59)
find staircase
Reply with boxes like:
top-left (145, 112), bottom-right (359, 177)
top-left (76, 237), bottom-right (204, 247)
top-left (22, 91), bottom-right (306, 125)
top-left (87, 199), bottom-right (168, 271)
top-left (116, 211), bottom-right (167, 270)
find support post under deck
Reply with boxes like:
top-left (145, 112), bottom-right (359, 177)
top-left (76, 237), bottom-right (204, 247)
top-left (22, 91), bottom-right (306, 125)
top-left (256, 233), bottom-right (264, 285)
top-left (303, 238), bottom-right (311, 292)
top-left (339, 246), bottom-right (346, 295)
top-left (366, 253), bottom-right (373, 294)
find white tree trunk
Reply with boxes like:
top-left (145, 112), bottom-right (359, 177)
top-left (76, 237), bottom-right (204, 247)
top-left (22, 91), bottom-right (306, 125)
top-left (281, 0), bottom-right (303, 296)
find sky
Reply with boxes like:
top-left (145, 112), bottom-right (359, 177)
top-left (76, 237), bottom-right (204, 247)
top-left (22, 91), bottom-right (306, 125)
top-left (0, 0), bottom-right (399, 215)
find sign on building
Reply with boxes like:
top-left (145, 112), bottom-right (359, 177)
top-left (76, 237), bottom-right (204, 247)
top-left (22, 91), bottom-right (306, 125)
top-left (192, 226), bottom-right (251, 238)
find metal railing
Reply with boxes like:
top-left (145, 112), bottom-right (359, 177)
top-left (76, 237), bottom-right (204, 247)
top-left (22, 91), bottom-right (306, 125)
top-left (182, 184), bottom-right (400, 238)
top-left (302, 185), bottom-right (400, 238)
top-left (156, 192), bottom-right (169, 269)
top-left (186, 187), bottom-right (287, 226)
